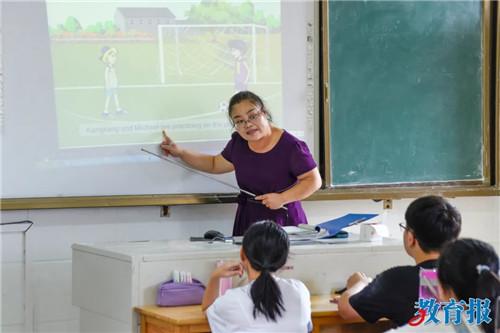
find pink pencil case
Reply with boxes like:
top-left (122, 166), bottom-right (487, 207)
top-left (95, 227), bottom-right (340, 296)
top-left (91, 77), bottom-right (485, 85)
top-left (156, 279), bottom-right (205, 307)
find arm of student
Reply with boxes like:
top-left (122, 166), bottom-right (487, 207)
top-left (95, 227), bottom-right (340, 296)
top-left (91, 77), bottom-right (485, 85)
top-left (337, 272), bottom-right (372, 321)
top-left (337, 285), bottom-right (365, 321)
top-left (160, 131), bottom-right (234, 174)
top-left (255, 167), bottom-right (321, 210)
top-left (201, 262), bottom-right (243, 311)
top-left (201, 274), bottom-right (222, 312)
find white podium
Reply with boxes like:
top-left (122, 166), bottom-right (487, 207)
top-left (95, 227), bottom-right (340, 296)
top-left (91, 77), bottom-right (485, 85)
top-left (72, 237), bottom-right (409, 333)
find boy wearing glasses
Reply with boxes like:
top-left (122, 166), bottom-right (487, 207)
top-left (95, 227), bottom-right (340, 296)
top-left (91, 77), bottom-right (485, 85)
top-left (336, 195), bottom-right (462, 327)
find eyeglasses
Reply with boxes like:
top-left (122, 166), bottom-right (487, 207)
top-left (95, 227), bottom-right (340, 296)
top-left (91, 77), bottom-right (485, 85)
top-left (399, 223), bottom-right (409, 232)
top-left (232, 110), bottom-right (263, 129)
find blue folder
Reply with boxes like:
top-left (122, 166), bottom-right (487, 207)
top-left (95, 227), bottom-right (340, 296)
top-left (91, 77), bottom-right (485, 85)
top-left (315, 213), bottom-right (378, 239)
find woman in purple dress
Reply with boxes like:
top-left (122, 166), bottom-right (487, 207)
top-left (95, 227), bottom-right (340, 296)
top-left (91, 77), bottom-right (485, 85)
top-left (160, 91), bottom-right (321, 236)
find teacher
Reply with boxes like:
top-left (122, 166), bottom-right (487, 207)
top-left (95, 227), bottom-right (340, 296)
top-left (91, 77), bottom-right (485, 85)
top-left (161, 91), bottom-right (321, 236)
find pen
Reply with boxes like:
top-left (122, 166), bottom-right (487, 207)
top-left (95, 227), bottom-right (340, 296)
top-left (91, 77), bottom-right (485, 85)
top-left (334, 287), bottom-right (347, 294)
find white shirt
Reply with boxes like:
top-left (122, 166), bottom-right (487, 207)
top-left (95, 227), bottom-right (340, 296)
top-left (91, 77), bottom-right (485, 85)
top-left (206, 277), bottom-right (311, 333)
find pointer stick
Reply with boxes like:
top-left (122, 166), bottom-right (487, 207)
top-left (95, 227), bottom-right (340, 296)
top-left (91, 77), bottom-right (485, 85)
top-left (141, 148), bottom-right (256, 197)
top-left (141, 148), bottom-right (288, 212)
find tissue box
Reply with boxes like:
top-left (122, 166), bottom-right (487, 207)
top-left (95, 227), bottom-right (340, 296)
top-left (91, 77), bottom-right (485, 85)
top-left (360, 223), bottom-right (389, 241)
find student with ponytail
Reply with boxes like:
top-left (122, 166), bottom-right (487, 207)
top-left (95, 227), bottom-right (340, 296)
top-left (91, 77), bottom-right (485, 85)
top-left (437, 238), bottom-right (500, 333)
top-left (202, 221), bottom-right (312, 332)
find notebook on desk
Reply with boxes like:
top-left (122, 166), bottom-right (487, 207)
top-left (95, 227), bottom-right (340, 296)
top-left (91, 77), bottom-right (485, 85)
top-left (232, 214), bottom-right (378, 244)
top-left (315, 213), bottom-right (378, 239)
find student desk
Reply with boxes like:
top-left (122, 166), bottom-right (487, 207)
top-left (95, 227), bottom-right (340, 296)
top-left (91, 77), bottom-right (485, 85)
top-left (135, 295), bottom-right (393, 333)
top-left (73, 238), bottom-right (407, 333)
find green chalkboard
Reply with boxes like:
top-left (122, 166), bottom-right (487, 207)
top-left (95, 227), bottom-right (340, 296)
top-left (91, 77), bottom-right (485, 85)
top-left (327, 1), bottom-right (486, 186)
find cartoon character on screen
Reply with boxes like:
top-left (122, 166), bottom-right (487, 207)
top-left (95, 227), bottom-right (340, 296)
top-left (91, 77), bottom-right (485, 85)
top-left (100, 46), bottom-right (126, 117)
top-left (228, 39), bottom-right (249, 93)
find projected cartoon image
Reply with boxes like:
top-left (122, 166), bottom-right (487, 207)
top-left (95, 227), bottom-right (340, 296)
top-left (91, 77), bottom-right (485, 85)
top-left (228, 39), bottom-right (249, 93)
top-left (100, 46), bottom-right (127, 117)
top-left (47, 1), bottom-right (282, 148)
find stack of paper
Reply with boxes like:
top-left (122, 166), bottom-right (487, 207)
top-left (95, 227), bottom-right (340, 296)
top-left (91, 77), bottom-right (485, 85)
top-left (282, 226), bottom-right (327, 241)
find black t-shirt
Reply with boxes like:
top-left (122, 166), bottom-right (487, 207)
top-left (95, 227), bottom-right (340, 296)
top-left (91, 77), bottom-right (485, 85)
top-left (349, 259), bottom-right (438, 327)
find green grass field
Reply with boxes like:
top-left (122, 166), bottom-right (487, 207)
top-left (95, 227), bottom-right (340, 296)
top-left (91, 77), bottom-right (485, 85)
top-left (51, 34), bottom-right (281, 85)
top-left (51, 33), bottom-right (282, 148)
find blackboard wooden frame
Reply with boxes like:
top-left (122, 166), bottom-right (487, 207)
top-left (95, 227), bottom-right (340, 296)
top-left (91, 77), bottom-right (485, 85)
top-left (1, 2), bottom-right (498, 211)
top-left (321, 0), bottom-right (498, 196)
top-left (0, 193), bottom-right (239, 210)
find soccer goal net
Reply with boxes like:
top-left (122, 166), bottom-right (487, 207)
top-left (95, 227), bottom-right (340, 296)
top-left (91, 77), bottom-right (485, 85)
top-left (157, 24), bottom-right (269, 85)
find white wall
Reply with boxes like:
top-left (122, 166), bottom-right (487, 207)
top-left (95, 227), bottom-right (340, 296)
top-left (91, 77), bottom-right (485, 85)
top-left (1, 196), bottom-right (499, 332)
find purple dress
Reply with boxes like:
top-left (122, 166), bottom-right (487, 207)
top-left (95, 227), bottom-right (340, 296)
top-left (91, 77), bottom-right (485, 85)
top-left (221, 131), bottom-right (317, 236)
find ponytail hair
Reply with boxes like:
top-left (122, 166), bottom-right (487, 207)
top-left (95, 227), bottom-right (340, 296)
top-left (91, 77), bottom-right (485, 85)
top-left (438, 238), bottom-right (500, 333)
top-left (476, 268), bottom-right (500, 333)
top-left (242, 221), bottom-right (289, 321)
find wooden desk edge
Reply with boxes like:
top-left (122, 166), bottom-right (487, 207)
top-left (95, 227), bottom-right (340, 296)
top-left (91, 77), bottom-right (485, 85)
top-left (134, 295), bottom-right (367, 326)
top-left (135, 305), bottom-right (208, 326)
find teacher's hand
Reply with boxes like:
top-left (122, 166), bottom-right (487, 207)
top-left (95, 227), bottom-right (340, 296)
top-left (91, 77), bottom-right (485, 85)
top-left (255, 193), bottom-right (285, 210)
top-left (160, 130), bottom-right (184, 157)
